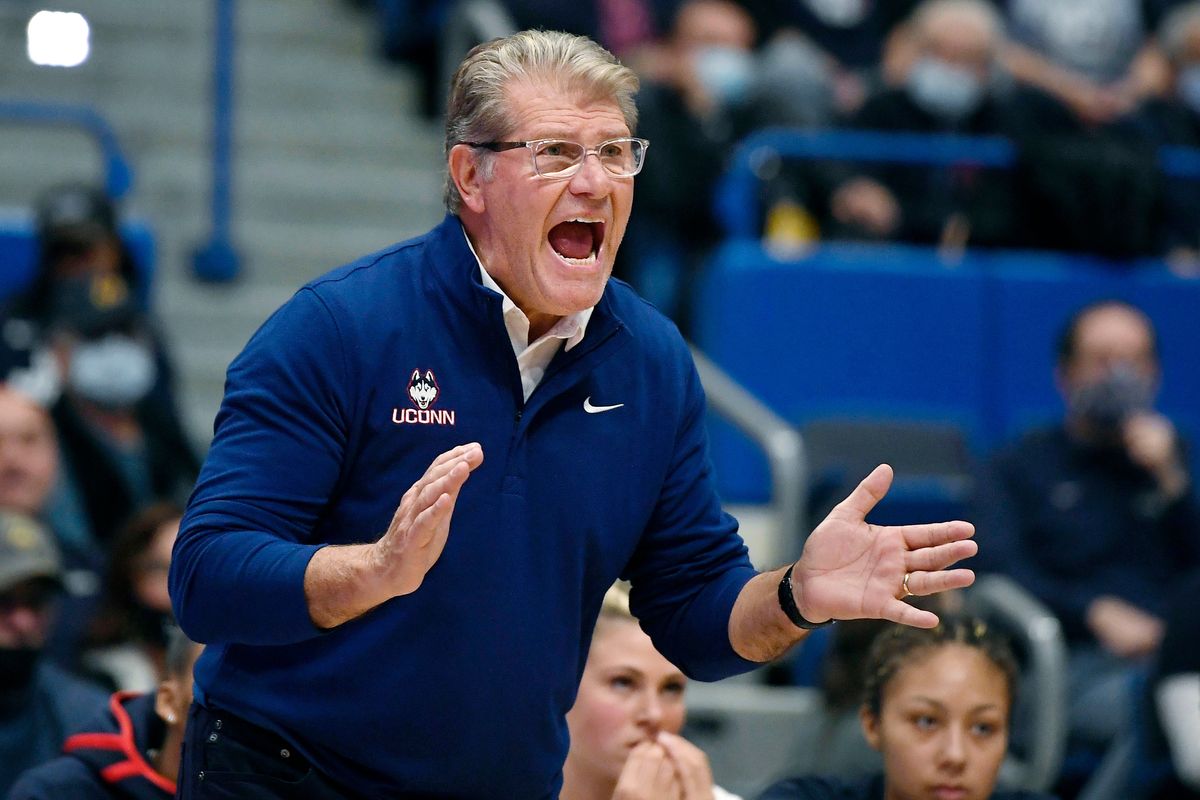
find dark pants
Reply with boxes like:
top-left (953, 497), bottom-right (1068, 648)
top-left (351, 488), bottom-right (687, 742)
top-left (177, 702), bottom-right (357, 799)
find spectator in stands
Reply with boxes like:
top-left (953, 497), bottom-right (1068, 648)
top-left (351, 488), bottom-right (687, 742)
top-left (82, 503), bottom-right (182, 693)
top-left (8, 626), bottom-right (203, 800)
top-left (624, 0), bottom-right (806, 328)
top-left (562, 583), bottom-right (741, 800)
top-left (11, 183), bottom-right (198, 536)
top-left (1141, 1), bottom-right (1200, 275)
top-left (1000, 0), bottom-right (1171, 129)
top-left (758, 617), bottom-right (1057, 800)
top-left (0, 510), bottom-right (107, 796)
top-left (16, 184), bottom-right (144, 328)
top-left (999, 1), bottom-right (1180, 257)
top-left (44, 273), bottom-right (198, 545)
top-left (823, 0), bottom-right (1016, 249)
top-left (738, 0), bottom-right (923, 116)
top-left (0, 384), bottom-right (101, 668)
top-left (972, 301), bottom-right (1200, 758)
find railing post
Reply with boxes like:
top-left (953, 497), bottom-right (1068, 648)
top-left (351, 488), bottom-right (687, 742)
top-left (192, 0), bottom-right (241, 282)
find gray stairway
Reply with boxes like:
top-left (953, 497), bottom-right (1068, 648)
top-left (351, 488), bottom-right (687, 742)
top-left (0, 0), bottom-right (446, 445)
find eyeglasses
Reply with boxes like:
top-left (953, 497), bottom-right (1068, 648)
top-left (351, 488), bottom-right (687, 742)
top-left (467, 137), bottom-right (650, 179)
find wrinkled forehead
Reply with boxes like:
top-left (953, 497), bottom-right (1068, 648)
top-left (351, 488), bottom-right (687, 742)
top-left (499, 74), bottom-right (630, 136)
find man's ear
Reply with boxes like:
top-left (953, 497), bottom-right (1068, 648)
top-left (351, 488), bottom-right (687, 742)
top-left (448, 144), bottom-right (486, 214)
top-left (859, 704), bottom-right (882, 752)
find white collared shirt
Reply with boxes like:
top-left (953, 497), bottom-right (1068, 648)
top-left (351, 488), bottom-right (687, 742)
top-left (464, 228), bottom-right (593, 401)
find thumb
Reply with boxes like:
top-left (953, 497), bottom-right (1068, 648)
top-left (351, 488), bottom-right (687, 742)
top-left (832, 464), bottom-right (893, 521)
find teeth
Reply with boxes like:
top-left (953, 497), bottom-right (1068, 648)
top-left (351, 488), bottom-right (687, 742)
top-left (567, 217), bottom-right (602, 224)
top-left (560, 252), bottom-right (598, 266)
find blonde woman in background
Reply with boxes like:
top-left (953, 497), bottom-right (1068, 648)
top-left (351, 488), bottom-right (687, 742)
top-left (562, 583), bottom-right (742, 800)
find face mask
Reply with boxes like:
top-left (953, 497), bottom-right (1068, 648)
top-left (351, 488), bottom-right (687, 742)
top-left (693, 46), bottom-right (756, 107)
top-left (1068, 365), bottom-right (1154, 433)
top-left (906, 56), bottom-right (985, 122)
top-left (1178, 65), bottom-right (1200, 114)
top-left (68, 334), bottom-right (157, 409)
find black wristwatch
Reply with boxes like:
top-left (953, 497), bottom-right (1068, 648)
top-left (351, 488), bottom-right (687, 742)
top-left (778, 563), bottom-right (835, 629)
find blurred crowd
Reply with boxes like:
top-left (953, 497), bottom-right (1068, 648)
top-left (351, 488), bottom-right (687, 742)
top-left (370, 0), bottom-right (1200, 329)
top-left (1, 184), bottom-right (199, 796)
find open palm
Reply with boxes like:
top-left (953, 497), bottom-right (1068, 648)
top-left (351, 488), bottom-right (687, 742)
top-left (792, 464), bottom-right (977, 628)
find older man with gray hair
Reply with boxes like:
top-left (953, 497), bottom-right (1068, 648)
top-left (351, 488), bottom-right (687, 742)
top-left (170, 30), bottom-right (977, 799)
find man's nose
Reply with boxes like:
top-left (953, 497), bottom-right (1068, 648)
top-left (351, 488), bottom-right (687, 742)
top-left (567, 153), bottom-right (614, 198)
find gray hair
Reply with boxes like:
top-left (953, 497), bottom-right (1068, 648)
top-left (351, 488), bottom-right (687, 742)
top-left (442, 30), bottom-right (640, 214)
top-left (1160, 2), bottom-right (1200, 65)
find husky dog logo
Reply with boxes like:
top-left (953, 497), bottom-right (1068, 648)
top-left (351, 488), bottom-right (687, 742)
top-left (407, 369), bottom-right (439, 410)
top-left (394, 369), bottom-right (456, 426)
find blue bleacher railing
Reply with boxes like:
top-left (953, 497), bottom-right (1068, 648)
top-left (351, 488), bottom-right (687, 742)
top-left (716, 128), bottom-right (1200, 238)
top-left (0, 100), bottom-right (133, 199)
top-left (192, 0), bottom-right (241, 282)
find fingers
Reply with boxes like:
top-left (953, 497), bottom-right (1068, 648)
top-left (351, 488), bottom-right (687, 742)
top-left (832, 463), bottom-right (894, 520)
top-left (657, 732), bottom-right (713, 799)
top-left (882, 599), bottom-right (942, 629)
top-left (615, 742), bottom-right (679, 800)
top-left (904, 539), bottom-right (978, 572)
top-left (898, 519), bottom-right (975, 550)
top-left (902, 567), bottom-right (975, 598)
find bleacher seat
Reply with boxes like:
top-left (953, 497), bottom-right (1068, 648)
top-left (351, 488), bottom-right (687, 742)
top-left (694, 240), bottom-right (1200, 505)
top-left (0, 211), bottom-right (156, 307)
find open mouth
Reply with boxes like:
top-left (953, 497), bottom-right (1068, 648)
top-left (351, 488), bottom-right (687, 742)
top-left (548, 218), bottom-right (605, 265)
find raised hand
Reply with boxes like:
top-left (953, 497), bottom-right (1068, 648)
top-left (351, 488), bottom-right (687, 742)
top-left (305, 442), bottom-right (484, 629)
top-left (368, 442), bottom-right (484, 596)
top-left (791, 464), bottom-right (976, 628)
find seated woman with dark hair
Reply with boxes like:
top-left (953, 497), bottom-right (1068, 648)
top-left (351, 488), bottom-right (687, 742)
top-left (759, 618), bottom-right (1059, 800)
top-left (562, 582), bottom-right (742, 800)
top-left (8, 626), bottom-right (202, 799)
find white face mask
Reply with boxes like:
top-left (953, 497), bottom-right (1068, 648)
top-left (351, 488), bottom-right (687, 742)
top-left (1178, 64), bottom-right (1200, 113)
top-left (906, 56), bottom-right (985, 122)
top-left (68, 334), bottom-right (157, 409)
top-left (693, 46), bottom-right (756, 107)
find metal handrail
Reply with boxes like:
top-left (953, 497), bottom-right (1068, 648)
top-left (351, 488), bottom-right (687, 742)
top-left (0, 100), bottom-right (133, 198)
top-left (691, 346), bottom-right (806, 568)
top-left (437, 0), bottom-right (517, 117)
top-left (966, 574), bottom-right (1069, 792)
top-left (191, 0), bottom-right (241, 281)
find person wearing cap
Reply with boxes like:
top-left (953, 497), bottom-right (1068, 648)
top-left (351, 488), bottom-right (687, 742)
top-left (0, 509), bottom-right (107, 796)
top-left (16, 183), bottom-right (141, 327)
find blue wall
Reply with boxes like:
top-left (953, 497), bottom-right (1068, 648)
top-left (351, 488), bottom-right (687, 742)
top-left (695, 241), bottom-right (1200, 503)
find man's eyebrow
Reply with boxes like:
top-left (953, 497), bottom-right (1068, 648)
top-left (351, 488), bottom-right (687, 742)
top-left (524, 130), bottom-right (631, 142)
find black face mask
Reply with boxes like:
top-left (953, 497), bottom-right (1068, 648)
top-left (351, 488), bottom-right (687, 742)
top-left (1068, 367), bottom-right (1153, 435)
top-left (0, 647), bottom-right (41, 710)
top-left (129, 607), bottom-right (174, 648)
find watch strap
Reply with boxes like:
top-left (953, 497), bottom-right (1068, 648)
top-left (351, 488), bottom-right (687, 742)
top-left (778, 563), bottom-right (834, 630)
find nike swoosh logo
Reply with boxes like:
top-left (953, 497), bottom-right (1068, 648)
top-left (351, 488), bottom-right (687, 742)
top-left (583, 396), bottom-right (624, 414)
